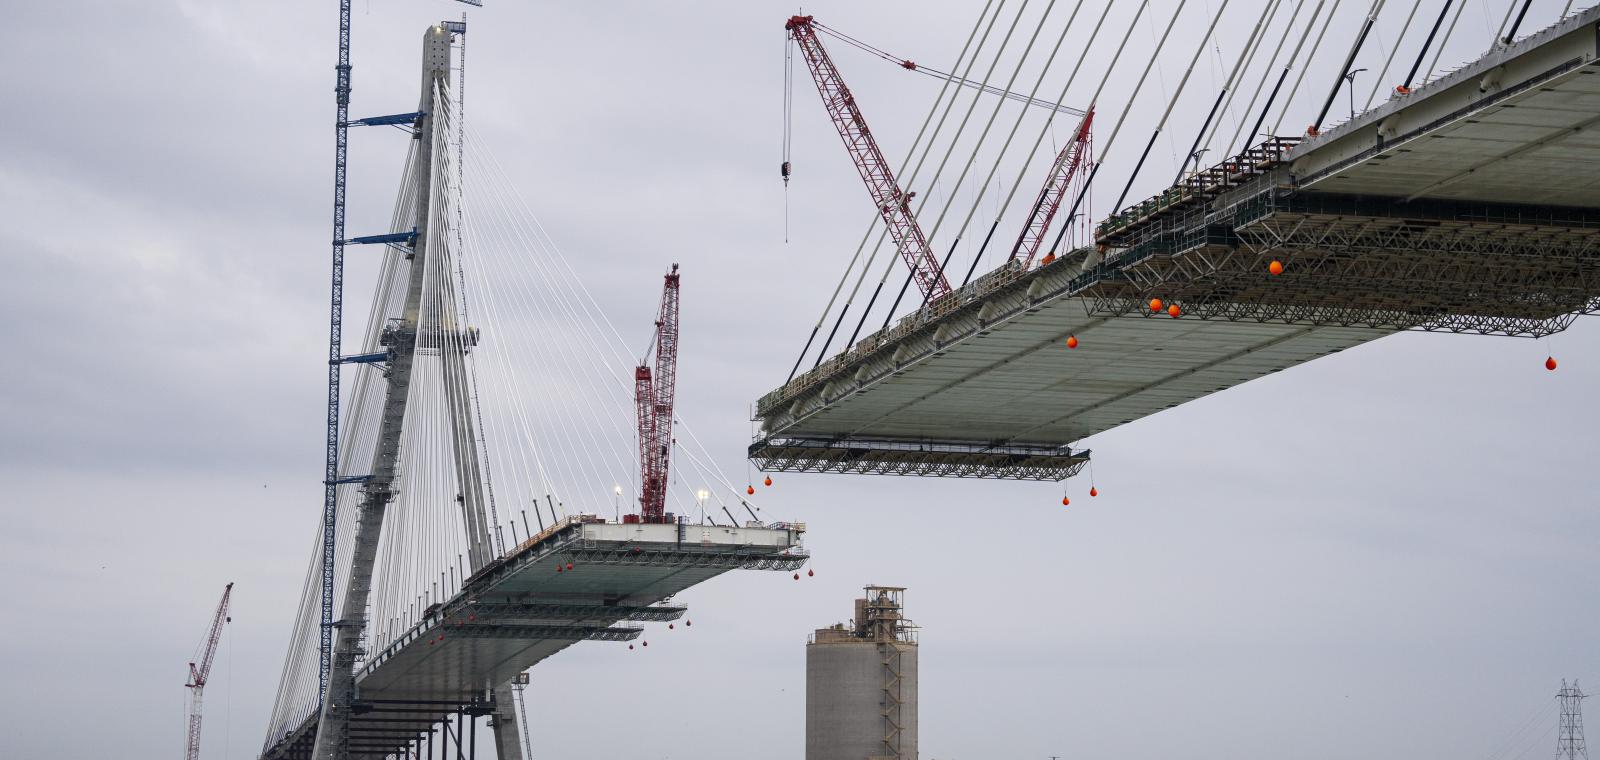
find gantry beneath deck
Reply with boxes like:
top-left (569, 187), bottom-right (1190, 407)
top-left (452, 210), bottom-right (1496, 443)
top-left (262, 517), bottom-right (807, 759)
top-left (753, 8), bottom-right (1600, 480)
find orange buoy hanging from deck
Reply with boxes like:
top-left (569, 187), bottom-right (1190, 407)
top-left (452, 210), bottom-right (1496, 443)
top-left (1066, 335), bottom-right (1079, 349)
top-left (1167, 303), bottom-right (1181, 318)
top-left (1061, 496), bottom-right (1070, 506)
top-left (1269, 260), bottom-right (1284, 275)
top-left (1149, 298), bottom-right (1163, 313)
top-left (793, 573), bottom-right (800, 580)
top-left (1090, 486), bottom-right (1098, 497)
top-left (764, 476), bottom-right (772, 487)
top-left (1546, 356), bottom-right (1558, 371)
top-left (747, 485), bottom-right (755, 495)
top-left (807, 568), bottom-right (814, 577)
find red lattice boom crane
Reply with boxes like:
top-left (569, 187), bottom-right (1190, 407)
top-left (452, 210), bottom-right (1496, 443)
top-left (1010, 108), bottom-right (1095, 267)
top-left (185, 582), bottom-right (233, 760)
top-left (631, 264), bottom-right (681, 524)
top-left (786, 15), bottom-right (952, 302)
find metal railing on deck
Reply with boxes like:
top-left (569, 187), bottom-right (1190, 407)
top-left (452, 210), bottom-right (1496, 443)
top-left (1096, 136), bottom-right (1301, 243)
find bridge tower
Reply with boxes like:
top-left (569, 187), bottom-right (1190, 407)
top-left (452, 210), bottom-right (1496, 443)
top-left (309, 23), bottom-right (518, 760)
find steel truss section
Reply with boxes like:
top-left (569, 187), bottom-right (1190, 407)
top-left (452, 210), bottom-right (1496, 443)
top-left (562, 547), bottom-right (811, 572)
top-left (1089, 188), bottom-right (1600, 337)
top-left (749, 436), bottom-right (1090, 481)
top-left (462, 602), bottom-right (687, 623)
top-left (439, 623), bottom-right (643, 642)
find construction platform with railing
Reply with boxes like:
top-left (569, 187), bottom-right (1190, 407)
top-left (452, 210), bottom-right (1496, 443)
top-left (262, 515), bottom-right (807, 759)
top-left (751, 6), bottom-right (1600, 481)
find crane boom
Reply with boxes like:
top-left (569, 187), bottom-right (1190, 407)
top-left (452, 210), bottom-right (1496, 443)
top-left (1010, 108), bottom-right (1094, 267)
top-left (786, 15), bottom-right (952, 302)
top-left (634, 264), bottom-right (681, 524)
top-left (185, 582), bottom-right (233, 760)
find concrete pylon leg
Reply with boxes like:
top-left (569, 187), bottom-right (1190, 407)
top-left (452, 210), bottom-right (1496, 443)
top-left (491, 683), bottom-right (524, 760)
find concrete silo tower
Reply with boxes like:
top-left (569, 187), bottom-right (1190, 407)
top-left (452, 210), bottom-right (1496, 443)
top-left (807, 586), bottom-right (918, 760)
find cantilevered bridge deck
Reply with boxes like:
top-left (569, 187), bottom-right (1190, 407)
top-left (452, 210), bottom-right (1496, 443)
top-left (263, 517), bottom-right (807, 759)
top-left (752, 7), bottom-right (1600, 480)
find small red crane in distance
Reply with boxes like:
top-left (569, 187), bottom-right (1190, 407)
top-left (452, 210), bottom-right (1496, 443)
top-left (1010, 108), bottom-right (1095, 267)
top-left (785, 16), bottom-right (952, 302)
top-left (631, 265), bottom-right (681, 524)
top-left (185, 582), bottom-right (233, 760)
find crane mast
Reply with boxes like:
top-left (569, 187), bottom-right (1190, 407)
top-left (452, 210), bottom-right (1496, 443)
top-left (786, 15), bottom-right (952, 302)
top-left (1010, 109), bottom-right (1095, 267)
top-left (633, 264), bottom-right (681, 524)
top-left (185, 582), bottom-right (233, 760)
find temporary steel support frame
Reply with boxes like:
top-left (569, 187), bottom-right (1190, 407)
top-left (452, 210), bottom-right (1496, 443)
top-left (318, 0), bottom-right (355, 719)
top-left (278, 697), bottom-right (502, 760)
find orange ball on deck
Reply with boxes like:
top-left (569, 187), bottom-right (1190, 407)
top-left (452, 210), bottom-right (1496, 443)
top-left (1268, 260), bottom-right (1284, 275)
top-left (1149, 298), bottom-right (1164, 313)
top-left (1168, 303), bottom-right (1181, 318)
top-left (1066, 335), bottom-right (1079, 349)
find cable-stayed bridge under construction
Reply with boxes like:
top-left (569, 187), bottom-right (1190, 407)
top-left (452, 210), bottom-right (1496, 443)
top-left (260, 3), bottom-right (1600, 760)
top-left (754, 2), bottom-right (1600, 481)
top-left (261, 20), bottom-right (807, 760)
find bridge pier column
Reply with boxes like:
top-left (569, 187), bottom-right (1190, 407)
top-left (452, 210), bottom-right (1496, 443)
top-left (491, 683), bottom-right (525, 760)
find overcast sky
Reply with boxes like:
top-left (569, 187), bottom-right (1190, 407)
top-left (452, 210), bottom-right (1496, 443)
top-left (3, 1), bottom-right (1599, 759)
